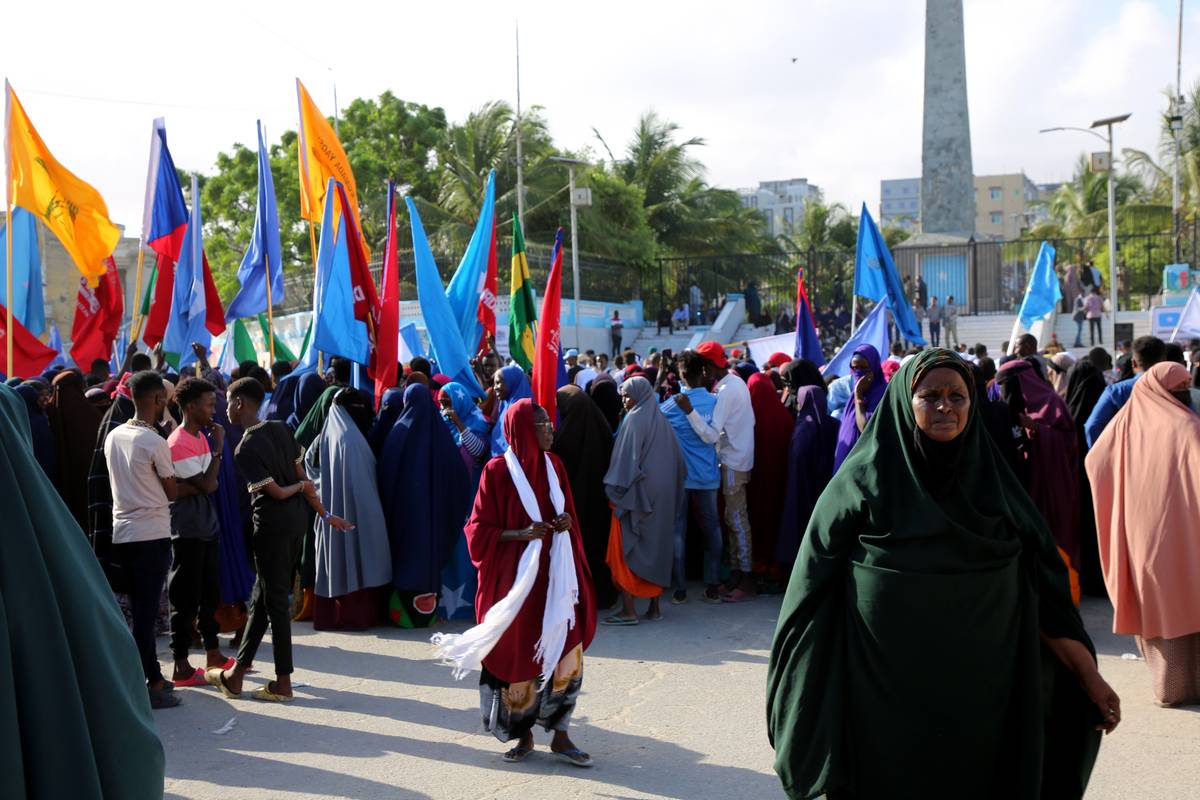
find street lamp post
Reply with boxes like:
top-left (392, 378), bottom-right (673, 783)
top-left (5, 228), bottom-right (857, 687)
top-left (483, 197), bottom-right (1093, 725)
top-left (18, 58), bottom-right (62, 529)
top-left (1039, 113), bottom-right (1130, 347)
top-left (548, 156), bottom-right (591, 350)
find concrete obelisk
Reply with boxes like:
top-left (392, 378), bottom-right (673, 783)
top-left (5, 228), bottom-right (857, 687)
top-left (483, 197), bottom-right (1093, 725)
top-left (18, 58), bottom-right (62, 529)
top-left (920, 0), bottom-right (975, 236)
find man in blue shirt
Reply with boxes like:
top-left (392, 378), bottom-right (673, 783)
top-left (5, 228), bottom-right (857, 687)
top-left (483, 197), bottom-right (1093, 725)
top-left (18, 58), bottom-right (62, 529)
top-left (660, 350), bottom-right (723, 604)
top-left (1084, 336), bottom-right (1165, 448)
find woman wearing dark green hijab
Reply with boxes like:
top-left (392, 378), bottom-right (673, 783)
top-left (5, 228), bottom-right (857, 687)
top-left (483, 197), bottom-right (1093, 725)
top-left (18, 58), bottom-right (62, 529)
top-left (766, 349), bottom-right (1118, 799)
top-left (0, 383), bottom-right (164, 798)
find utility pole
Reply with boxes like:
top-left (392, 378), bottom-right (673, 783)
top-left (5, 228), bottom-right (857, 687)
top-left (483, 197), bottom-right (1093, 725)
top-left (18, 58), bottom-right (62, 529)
top-left (1171, 0), bottom-right (1185, 262)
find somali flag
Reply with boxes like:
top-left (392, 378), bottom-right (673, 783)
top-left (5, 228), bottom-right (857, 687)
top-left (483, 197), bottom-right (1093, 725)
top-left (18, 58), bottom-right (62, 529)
top-left (445, 169), bottom-right (496, 352)
top-left (1016, 242), bottom-right (1061, 330)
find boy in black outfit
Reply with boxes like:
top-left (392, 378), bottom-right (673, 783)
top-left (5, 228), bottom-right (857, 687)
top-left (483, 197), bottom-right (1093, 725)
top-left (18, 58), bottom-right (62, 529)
top-left (207, 377), bottom-right (351, 701)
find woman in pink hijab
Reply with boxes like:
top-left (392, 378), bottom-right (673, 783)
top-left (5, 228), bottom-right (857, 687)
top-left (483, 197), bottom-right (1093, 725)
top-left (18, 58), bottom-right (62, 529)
top-left (1086, 362), bottom-right (1200, 706)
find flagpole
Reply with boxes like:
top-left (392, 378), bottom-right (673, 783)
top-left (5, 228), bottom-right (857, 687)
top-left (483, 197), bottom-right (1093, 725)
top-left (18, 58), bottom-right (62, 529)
top-left (264, 254), bottom-right (276, 365)
top-left (5, 200), bottom-right (12, 374)
top-left (514, 21), bottom-right (526, 234)
top-left (130, 247), bottom-right (147, 340)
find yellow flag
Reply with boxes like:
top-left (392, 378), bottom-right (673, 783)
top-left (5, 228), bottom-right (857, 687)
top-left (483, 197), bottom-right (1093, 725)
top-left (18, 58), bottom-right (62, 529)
top-left (5, 82), bottom-right (119, 287)
top-left (295, 78), bottom-right (369, 259)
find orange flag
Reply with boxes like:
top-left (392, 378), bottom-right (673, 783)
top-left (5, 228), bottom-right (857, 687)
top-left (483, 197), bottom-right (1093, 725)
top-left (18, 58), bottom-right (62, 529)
top-left (5, 81), bottom-right (119, 287)
top-left (295, 78), bottom-right (369, 260)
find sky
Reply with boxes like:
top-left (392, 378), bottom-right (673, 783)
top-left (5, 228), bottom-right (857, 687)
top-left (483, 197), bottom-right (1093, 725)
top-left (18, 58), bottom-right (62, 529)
top-left (2, 0), bottom-right (1196, 234)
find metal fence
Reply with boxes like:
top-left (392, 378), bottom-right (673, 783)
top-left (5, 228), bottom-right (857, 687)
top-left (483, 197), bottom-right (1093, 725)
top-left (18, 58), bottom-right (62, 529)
top-left (278, 240), bottom-right (643, 317)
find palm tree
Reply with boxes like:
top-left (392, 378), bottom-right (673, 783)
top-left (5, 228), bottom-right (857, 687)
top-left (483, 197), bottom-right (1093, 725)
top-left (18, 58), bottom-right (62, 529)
top-left (1122, 80), bottom-right (1200, 218)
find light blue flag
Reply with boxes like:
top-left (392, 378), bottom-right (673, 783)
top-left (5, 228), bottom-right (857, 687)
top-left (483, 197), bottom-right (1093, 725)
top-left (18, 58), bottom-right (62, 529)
top-left (407, 197), bottom-right (483, 397)
top-left (445, 169), bottom-right (496, 352)
top-left (1017, 242), bottom-right (1062, 330)
top-left (398, 322), bottom-right (424, 362)
top-left (313, 180), bottom-right (371, 365)
top-left (0, 207), bottom-right (46, 336)
top-left (226, 120), bottom-right (284, 321)
top-left (47, 322), bottom-right (68, 369)
top-left (823, 299), bottom-right (891, 379)
top-left (856, 204), bottom-right (925, 346)
top-left (109, 325), bottom-right (129, 376)
top-left (162, 176), bottom-right (211, 368)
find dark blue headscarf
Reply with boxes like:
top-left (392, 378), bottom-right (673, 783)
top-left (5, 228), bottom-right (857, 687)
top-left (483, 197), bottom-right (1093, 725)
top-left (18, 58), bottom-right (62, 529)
top-left (287, 372), bottom-right (327, 431)
top-left (15, 383), bottom-right (58, 484)
top-left (267, 370), bottom-right (300, 423)
top-left (368, 387), bottom-right (405, 455)
top-left (490, 365), bottom-right (532, 456)
top-left (378, 385), bottom-right (472, 594)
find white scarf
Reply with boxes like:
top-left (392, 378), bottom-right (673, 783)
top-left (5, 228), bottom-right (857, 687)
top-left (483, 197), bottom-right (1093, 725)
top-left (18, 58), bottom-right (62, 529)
top-left (431, 449), bottom-right (577, 683)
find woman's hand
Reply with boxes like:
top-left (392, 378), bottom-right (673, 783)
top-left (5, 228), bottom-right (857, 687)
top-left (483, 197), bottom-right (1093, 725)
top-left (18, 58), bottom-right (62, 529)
top-left (1082, 671), bottom-right (1121, 734)
top-left (854, 371), bottom-right (874, 401)
top-left (550, 513), bottom-right (572, 532)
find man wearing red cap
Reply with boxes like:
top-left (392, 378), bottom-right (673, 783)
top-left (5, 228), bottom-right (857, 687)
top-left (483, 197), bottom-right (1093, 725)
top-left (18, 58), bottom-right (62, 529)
top-left (672, 341), bottom-right (757, 602)
top-left (766, 352), bottom-right (792, 370)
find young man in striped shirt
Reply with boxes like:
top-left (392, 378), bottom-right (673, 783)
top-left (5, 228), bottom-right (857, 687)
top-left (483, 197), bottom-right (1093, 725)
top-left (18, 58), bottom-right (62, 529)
top-left (167, 377), bottom-right (230, 686)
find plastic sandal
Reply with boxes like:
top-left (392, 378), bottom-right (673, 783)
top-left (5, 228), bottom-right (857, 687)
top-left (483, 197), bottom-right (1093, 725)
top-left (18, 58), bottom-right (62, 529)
top-left (173, 667), bottom-right (208, 688)
top-left (601, 615), bottom-right (639, 626)
top-left (204, 667), bottom-right (241, 698)
top-left (552, 747), bottom-right (593, 768)
top-left (503, 745), bottom-right (533, 763)
top-left (252, 683), bottom-right (295, 702)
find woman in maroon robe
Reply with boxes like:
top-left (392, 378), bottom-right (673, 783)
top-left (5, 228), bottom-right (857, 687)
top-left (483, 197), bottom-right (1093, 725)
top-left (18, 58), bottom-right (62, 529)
top-left (466, 399), bottom-right (598, 766)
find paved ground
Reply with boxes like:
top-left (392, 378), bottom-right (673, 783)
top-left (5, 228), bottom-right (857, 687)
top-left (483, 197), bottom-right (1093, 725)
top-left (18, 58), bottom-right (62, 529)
top-left (157, 593), bottom-right (1199, 799)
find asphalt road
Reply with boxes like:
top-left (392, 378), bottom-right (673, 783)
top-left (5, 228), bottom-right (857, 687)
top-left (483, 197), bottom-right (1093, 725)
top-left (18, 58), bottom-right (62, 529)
top-left (156, 593), bottom-right (1199, 799)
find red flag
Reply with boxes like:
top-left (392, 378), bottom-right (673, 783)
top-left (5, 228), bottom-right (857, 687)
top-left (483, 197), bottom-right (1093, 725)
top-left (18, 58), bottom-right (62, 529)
top-left (0, 303), bottom-right (58, 378)
top-left (71, 256), bottom-right (124, 368)
top-left (476, 214), bottom-right (498, 353)
top-left (374, 182), bottom-right (401, 407)
top-left (335, 183), bottom-right (380, 365)
top-left (532, 229), bottom-right (567, 420)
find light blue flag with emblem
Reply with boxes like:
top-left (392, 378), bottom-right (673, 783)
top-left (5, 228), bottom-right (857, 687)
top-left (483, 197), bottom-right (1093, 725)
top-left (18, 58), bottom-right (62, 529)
top-left (1017, 241), bottom-right (1062, 330)
top-left (823, 298), bottom-right (891, 380)
top-left (855, 204), bottom-right (925, 345)
top-left (313, 180), bottom-right (371, 365)
top-left (162, 175), bottom-right (211, 368)
top-left (0, 207), bottom-right (46, 336)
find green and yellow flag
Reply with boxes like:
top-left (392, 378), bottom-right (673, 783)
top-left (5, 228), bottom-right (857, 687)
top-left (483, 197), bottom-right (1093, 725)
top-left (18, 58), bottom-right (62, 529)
top-left (508, 218), bottom-right (538, 370)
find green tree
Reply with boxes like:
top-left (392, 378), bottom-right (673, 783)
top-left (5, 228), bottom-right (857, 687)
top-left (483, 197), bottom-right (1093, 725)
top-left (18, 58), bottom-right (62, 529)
top-left (1122, 79), bottom-right (1200, 219)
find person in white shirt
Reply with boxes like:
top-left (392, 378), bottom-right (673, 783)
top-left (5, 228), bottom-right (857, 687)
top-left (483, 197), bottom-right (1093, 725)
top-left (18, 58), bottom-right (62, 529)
top-left (670, 341), bottom-right (757, 602)
top-left (104, 370), bottom-right (180, 710)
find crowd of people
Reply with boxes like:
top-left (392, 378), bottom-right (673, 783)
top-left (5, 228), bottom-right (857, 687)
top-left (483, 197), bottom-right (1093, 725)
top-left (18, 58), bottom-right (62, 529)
top-left (4, 310), bottom-right (1200, 794)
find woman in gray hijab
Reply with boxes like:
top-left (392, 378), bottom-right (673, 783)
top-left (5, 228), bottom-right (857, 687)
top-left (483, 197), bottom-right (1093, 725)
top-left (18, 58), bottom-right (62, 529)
top-left (304, 399), bottom-right (393, 630)
top-left (602, 377), bottom-right (686, 625)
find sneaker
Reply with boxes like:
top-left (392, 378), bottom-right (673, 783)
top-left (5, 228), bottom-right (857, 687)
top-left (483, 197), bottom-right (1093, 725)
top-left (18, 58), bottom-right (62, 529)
top-left (702, 586), bottom-right (722, 604)
top-left (670, 590), bottom-right (688, 605)
top-left (149, 689), bottom-right (182, 710)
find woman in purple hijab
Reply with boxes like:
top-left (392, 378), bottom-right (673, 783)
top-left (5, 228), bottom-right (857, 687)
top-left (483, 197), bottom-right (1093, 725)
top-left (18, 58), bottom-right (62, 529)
top-left (996, 358), bottom-right (1081, 573)
top-left (776, 385), bottom-right (839, 565)
top-left (833, 344), bottom-right (886, 471)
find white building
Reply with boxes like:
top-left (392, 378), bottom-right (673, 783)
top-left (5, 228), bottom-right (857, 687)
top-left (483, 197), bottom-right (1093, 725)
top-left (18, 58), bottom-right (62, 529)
top-left (738, 178), bottom-right (821, 237)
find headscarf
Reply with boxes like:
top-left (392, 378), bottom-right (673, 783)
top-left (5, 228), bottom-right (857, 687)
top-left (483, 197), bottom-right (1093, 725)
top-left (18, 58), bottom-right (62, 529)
top-left (490, 365), bottom-right (532, 456)
top-left (287, 372), bottom-right (327, 432)
top-left (781, 358), bottom-right (825, 416)
top-left (602, 377), bottom-right (686, 588)
top-left (767, 349), bottom-right (1099, 798)
top-left (440, 381), bottom-right (490, 447)
top-left (776, 385), bottom-right (838, 564)
top-left (378, 384), bottom-right (472, 594)
top-left (996, 358), bottom-right (1080, 568)
top-left (552, 385), bottom-right (617, 608)
top-left (1063, 355), bottom-right (1109, 596)
top-left (1086, 362), bottom-right (1200, 640)
top-left (833, 344), bottom-right (885, 471)
top-left (881, 359), bottom-right (902, 382)
top-left (294, 385), bottom-right (340, 449)
top-left (1064, 358), bottom-right (1107, 425)
top-left (304, 405), bottom-right (393, 600)
top-left (430, 373), bottom-right (452, 391)
top-left (368, 387), bottom-right (405, 455)
top-left (588, 371), bottom-right (622, 432)
top-left (47, 370), bottom-right (102, 531)
top-left (746, 372), bottom-right (793, 574)
top-left (0, 384), bottom-right (165, 798)
top-left (1049, 352), bottom-right (1076, 397)
top-left (733, 361), bottom-right (757, 383)
top-left (14, 384), bottom-right (57, 484)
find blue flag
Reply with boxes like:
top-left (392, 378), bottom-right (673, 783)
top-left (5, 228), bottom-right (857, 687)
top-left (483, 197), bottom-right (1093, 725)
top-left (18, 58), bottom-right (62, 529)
top-left (313, 180), bottom-right (371, 365)
top-left (407, 197), bottom-right (483, 397)
top-left (47, 322), bottom-right (68, 369)
top-left (856, 204), bottom-right (925, 346)
top-left (226, 120), bottom-right (284, 322)
top-left (109, 325), bottom-right (128, 376)
top-left (1017, 242), bottom-right (1061, 330)
top-left (162, 176), bottom-right (211, 368)
top-left (793, 270), bottom-right (825, 367)
top-left (824, 299), bottom-right (891, 379)
top-left (445, 169), bottom-right (496, 352)
top-left (398, 322), bottom-right (425, 362)
top-left (0, 207), bottom-right (45, 336)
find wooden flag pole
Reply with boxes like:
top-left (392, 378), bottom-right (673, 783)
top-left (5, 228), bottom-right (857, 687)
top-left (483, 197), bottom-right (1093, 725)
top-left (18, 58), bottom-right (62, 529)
top-left (130, 246), bottom-right (147, 341)
top-left (264, 253), bottom-right (277, 365)
top-left (5, 199), bottom-right (12, 375)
